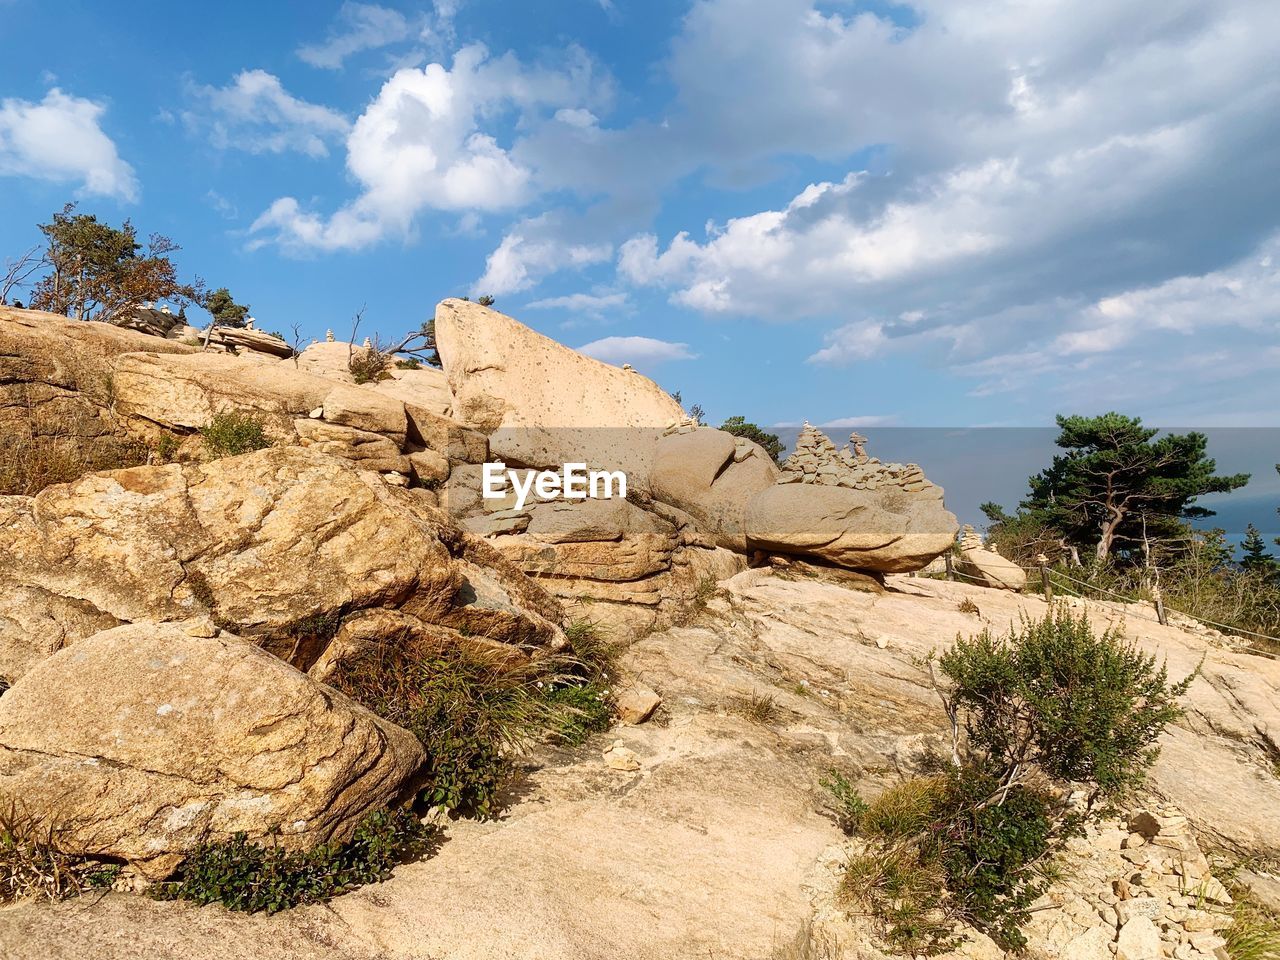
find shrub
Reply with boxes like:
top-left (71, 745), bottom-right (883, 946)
top-left (819, 770), bottom-right (868, 834)
top-left (1224, 880), bottom-right (1280, 960)
top-left (542, 680), bottom-right (614, 745)
top-left (152, 808), bottom-right (434, 914)
top-left (199, 412), bottom-right (270, 459)
top-left (348, 347), bottom-right (392, 384)
top-left (939, 606), bottom-right (1196, 804)
top-left (837, 606), bottom-right (1194, 954)
top-left (719, 415), bottom-right (785, 463)
top-left (395, 357), bottom-right (422, 370)
top-left (330, 622), bottom-right (618, 817)
top-left (154, 431), bottom-right (181, 463)
top-left (957, 597), bottom-right (980, 615)
top-left (329, 639), bottom-right (541, 818)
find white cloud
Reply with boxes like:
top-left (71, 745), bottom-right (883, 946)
top-left (808, 320), bottom-right (889, 365)
top-left (252, 43), bottom-right (606, 253)
top-left (186, 70), bottom-right (349, 158)
top-left (474, 215), bottom-right (612, 294)
top-left (577, 335), bottom-right (697, 366)
top-left (0, 88), bottom-right (137, 201)
top-left (297, 2), bottom-right (412, 69)
top-left (525, 291), bottom-right (627, 312)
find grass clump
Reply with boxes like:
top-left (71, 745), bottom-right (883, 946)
top-left (0, 402), bottom-right (149, 496)
top-left (1, 800), bottom-right (117, 903)
top-left (957, 597), bottom-right (980, 615)
top-left (329, 638), bottom-right (543, 818)
top-left (832, 605), bottom-right (1195, 954)
top-left (728, 691), bottom-right (780, 724)
top-left (1223, 876), bottom-right (1280, 960)
top-left (330, 621), bottom-right (618, 819)
top-left (152, 808), bottom-right (434, 914)
top-left (199, 411), bottom-right (270, 459)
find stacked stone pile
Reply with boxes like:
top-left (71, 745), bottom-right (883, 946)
top-left (1022, 805), bottom-right (1236, 960)
top-left (778, 423), bottom-right (934, 493)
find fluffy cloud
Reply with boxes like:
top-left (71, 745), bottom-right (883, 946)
top-left (186, 71), bottom-right (349, 157)
top-left (252, 43), bottom-right (607, 253)
top-left (525, 291), bottom-right (628, 313)
top-left (474, 216), bottom-right (613, 295)
top-left (297, 3), bottom-right (413, 69)
top-left (590, 0), bottom-right (1280, 419)
top-left (577, 335), bottom-right (697, 366)
top-left (0, 89), bottom-right (137, 201)
top-left (810, 235), bottom-right (1280, 420)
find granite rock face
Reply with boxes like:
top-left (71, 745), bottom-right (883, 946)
top-left (0, 623), bottom-right (426, 879)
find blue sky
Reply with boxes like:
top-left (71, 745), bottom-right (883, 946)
top-left (2, 0), bottom-right (1279, 446)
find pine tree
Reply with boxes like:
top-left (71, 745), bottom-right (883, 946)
top-left (1019, 413), bottom-right (1249, 560)
top-left (1238, 523), bottom-right (1278, 575)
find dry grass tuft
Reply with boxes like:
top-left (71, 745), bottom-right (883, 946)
top-left (0, 799), bottom-right (118, 903)
top-left (728, 691), bottom-right (781, 725)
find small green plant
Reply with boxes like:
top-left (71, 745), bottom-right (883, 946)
top-left (1222, 874), bottom-right (1280, 960)
top-left (728, 691), bottom-right (780, 724)
top-left (329, 637), bottom-right (550, 818)
top-left (154, 432), bottom-right (181, 463)
top-left (199, 412), bottom-right (270, 459)
top-left (395, 357), bottom-right (422, 370)
top-left (543, 680), bottom-right (614, 745)
top-left (820, 770), bottom-right (869, 834)
top-left (152, 808), bottom-right (434, 914)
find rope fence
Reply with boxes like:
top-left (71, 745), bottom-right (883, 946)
top-left (935, 552), bottom-right (1280, 660)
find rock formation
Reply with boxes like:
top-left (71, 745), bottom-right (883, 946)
top-left (0, 446), bottom-right (562, 683)
top-left (0, 622), bottom-right (425, 878)
top-left (434, 298), bottom-right (684, 492)
top-left (957, 524), bottom-right (1028, 590)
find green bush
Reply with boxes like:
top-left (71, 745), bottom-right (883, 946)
top-left (836, 606), bottom-right (1194, 954)
top-left (152, 808), bottom-right (434, 914)
top-left (199, 412), bottom-right (270, 459)
top-left (542, 680), bottom-right (614, 745)
top-left (939, 606), bottom-right (1195, 804)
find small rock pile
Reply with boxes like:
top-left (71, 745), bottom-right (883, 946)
top-left (1024, 805), bottom-right (1235, 960)
top-left (663, 415), bottom-right (702, 435)
top-left (805, 804), bottom-right (1236, 960)
top-left (778, 423), bottom-right (935, 493)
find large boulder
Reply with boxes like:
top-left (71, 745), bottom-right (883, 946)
top-left (957, 526), bottom-right (1027, 590)
top-left (433, 299), bottom-right (683, 491)
top-left (110, 351), bottom-right (336, 435)
top-left (0, 446), bottom-right (563, 683)
top-left (650, 427), bottom-right (780, 552)
top-left (0, 622), bottom-right (426, 879)
top-left (0, 306), bottom-right (192, 448)
top-left (744, 483), bottom-right (958, 572)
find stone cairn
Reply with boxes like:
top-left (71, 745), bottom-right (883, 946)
top-left (960, 524), bottom-right (984, 551)
top-left (778, 423), bottom-right (934, 493)
top-left (1023, 805), bottom-right (1236, 960)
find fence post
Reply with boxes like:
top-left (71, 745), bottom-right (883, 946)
top-left (1036, 553), bottom-right (1052, 602)
top-left (1152, 584), bottom-right (1167, 626)
top-left (945, 552), bottom-right (955, 582)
